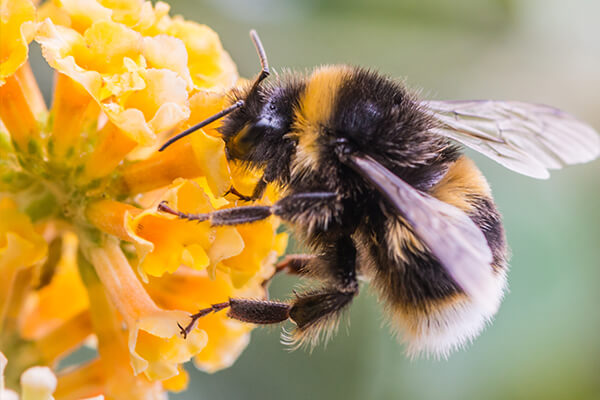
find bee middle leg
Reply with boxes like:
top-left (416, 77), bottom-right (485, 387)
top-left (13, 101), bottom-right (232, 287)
top-left (262, 254), bottom-right (316, 291)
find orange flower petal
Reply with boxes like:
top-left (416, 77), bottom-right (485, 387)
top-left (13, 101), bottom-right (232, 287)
top-left (0, 66), bottom-right (44, 151)
top-left (186, 90), bottom-right (229, 138)
top-left (161, 365), bottom-right (188, 392)
top-left (83, 120), bottom-right (137, 180)
top-left (142, 34), bottom-right (193, 89)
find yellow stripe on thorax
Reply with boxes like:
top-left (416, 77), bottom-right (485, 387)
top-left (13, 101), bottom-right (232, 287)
top-left (291, 65), bottom-right (351, 174)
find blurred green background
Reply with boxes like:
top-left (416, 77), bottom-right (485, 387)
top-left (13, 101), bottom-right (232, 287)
top-left (36, 0), bottom-right (600, 399)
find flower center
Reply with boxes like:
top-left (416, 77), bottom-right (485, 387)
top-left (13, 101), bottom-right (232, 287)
top-left (1, 120), bottom-right (120, 229)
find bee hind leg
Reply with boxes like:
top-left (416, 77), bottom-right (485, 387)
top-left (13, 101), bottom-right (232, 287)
top-left (285, 285), bottom-right (358, 349)
top-left (284, 236), bottom-right (359, 348)
top-left (179, 298), bottom-right (292, 338)
top-left (180, 238), bottom-right (359, 350)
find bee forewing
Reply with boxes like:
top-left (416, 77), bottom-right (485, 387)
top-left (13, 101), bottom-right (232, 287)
top-left (423, 100), bottom-right (600, 179)
top-left (348, 155), bottom-right (497, 310)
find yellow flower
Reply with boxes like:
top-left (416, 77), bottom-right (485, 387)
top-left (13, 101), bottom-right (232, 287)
top-left (21, 233), bottom-right (89, 339)
top-left (146, 268), bottom-right (256, 373)
top-left (36, 18), bottom-right (190, 147)
top-left (0, 0), bottom-right (37, 86)
top-left (0, 0), bottom-right (286, 397)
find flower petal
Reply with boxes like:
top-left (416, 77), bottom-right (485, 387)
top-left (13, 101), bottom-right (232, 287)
top-left (125, 179), bottom-right (243, 278)
top-left (129, 310), bottom-right (207, 379)
top-left (1, 351), bottom-right (7, 391)
top-left (160, 17), bottom-right (237, 90)
top-left (189, 128), bottom-right (231, 197)
top-left (57, 0), bottom-right (112, 34)
top-left (161, 365), bottom-right (187, 392)
top-left (0, 198), bottom-right (47, 313)
top-left (20, 233), bottom-right (89, 339)
top-left (145, 268), bottom-right (256, 373)
top-left (0, 65), bottom-right (45, 151)
top-left (0, 0), bottom-right (37, 85)
top-left (142, 34), bottom-right (193, 89)
top-left (83, 238), bottom-right (207, 382)
top-left (36, 19), bottom-right (190, 145)
top-left (48, 72), bottom-right (98, 158)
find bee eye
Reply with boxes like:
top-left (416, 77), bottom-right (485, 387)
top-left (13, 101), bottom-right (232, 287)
top-left (232, 119), bottom-right (268, 151)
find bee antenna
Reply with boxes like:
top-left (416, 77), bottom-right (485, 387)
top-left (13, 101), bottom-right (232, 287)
top-left (159, 30), bottom-right (269, 152)
top-left (158, 100), bottom-right (244, 151)
top-left (248, 29), bottom-right (270, 95)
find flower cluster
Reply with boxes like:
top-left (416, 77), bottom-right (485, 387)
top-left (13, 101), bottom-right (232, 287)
top-left (0, 0), bottom-right (287, 398)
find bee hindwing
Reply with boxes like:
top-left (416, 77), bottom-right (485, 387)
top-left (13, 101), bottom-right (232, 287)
top-left (423, 100), bottom-right (600, 179)
top-left (347, 154), bottom-right (496, 310)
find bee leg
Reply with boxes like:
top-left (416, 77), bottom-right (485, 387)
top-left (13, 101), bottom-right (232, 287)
top-left (274, 254), bottom-right (315, 276)
top-left (261, 254), bottom-right (317, 296)
top-left (158, 191), bottom-right (338, 226)
top-left (286, 236), bottom-right (359, 346)
top-left (287, 286), bottom-right (357, 334)
top-left (249, 177), bottom-right (268, 200)
top-left (158, 201), bottom-right (273, 225)
top-left (180, 238), bottom-right (357, 346)
top-left (224, 175), bottom-right (268, 202)
top-left (224, 186), bottom-right (253, 202)
top-left (179, 299), bottom-right (291, 338)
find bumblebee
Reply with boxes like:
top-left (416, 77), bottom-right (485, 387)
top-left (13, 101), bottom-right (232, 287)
top-left (158, 31), bottom-right (599, 356)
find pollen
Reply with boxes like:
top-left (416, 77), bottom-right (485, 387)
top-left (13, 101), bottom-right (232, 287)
top-left (0, 0), bottom-right (286, 397)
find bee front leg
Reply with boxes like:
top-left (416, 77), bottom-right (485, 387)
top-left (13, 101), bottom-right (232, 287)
top-left (224, 186), bottom-right (253, 202)
top-left (224, 174), bottom-right (268, 202)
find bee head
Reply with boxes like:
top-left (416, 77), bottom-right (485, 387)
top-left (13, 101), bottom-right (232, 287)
top-left (218, 83), bottom-right (301, 165)
top-left (159, 29), bottom-right (295, 162)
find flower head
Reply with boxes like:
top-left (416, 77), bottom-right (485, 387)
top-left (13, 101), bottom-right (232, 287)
top-left (0, 0), bottom-right (287, 397)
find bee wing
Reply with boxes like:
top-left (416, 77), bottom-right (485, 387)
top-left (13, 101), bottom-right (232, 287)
top-left (422, 100), bottom-right (600, 179)
top-left (348, 154), bottom-right (495, 308)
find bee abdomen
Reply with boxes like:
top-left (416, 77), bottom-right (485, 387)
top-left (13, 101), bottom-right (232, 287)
top-left (361, 156), bottom-right (508, 357)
